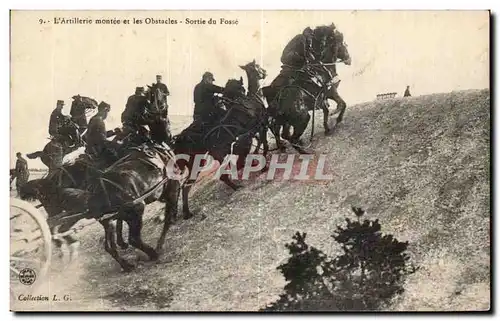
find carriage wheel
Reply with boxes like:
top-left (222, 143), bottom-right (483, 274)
top-left (10, 198), bottom-right (52, 303)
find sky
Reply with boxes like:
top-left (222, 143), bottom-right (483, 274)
top-left (10, 10), bottom-right (489, 168)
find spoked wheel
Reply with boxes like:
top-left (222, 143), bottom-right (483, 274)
top-left (10, 198), bottom-right (52, 304)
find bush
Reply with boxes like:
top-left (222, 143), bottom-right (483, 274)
top-left (261, 207), bottom-right (418, 311)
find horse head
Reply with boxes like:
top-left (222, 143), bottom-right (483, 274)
top-left (239, 59), bottom-right (267, 81)
top-left (223, 78), bottom-right (246, 99)
top-left (322, 30), bottom-right (351, 65)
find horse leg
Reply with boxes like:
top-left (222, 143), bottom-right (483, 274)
top-left (261, 127), bottom-right (270, 158)
top-left (330, 85), bottom-right (347, 124)
top-left (156, 180), bottom-right (180, 253)
top-left (282, 123), bottom-right (292, 141)
top-left (116, 219), bottom-right (129, 249)
top-left (58, 221), bottom-right (80, 263)
top-left (322, 102), bottom-right (332, 135)
top-left (215, 153), bottom-right (243, 191)
top-left (51, 226), bottom-right (68, 261)
top-left (101, 219), bottom-right (134, 272)
top-left (181, 180), bottom-right (196, 220)
top-left (124, 203), bottom-right (158, 262)
top-left (290, 112), bottom-right (311, 154)
top-left (271, 121), bottom-right (286, 151)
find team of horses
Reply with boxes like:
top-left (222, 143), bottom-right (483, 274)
top-left (18, 34), bottom-right (351, 272)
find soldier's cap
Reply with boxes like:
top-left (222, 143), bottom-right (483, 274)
top-left (135, 86), bottom-right (145, 93)
top-left (156, 75), bottom-right (162, 78)
top-left (56, 100), bottom-right (65, 106)
top-left (98, 101), bottom-right (111, 111)
top-left (202, 71), bottom-right (215, 81)
top-left (16, 152), bottom-right (21, 156)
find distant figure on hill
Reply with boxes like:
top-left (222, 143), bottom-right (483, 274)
top-left (14, 152), bottom-right (29, 194)
top-left (404, 86), bottom-right (411, 97)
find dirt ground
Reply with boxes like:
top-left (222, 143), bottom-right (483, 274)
top-left (11, 89), bottom-right (490, 311)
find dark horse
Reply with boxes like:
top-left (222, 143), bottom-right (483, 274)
top-left (19, 158), bottom-right (94, 262)
top-left (85, 144), bottom-right (180, 271)
top-left (173, 76), bottom-right (268, 219)
top-left (317, 27), bottom-right (352, 124)
top-left (20, 144), bottom-right (181, 271)
top-left (263, 29), bottom-right (351, 152)
top-left (239, 60), bottom-right (269, 155)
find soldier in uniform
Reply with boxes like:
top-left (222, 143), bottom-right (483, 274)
top-left (267, 27), bottom-right (326, 92)
top-left (48, 100), bottom-right (67, 137)
top-left (48, 100), bottom-right (80, 147)
top-left (193, 71), bottom-right (225, 122)
top-left (122, 87), bottom-right (149, 134)
top-left (404, 86), bottom-right (412, 97)
top-left (152, 75), bottom-right (170, 96)
top-left (86, 102), bottom-right (119, 162)
top-left (14, 152), bottom-right (29, 194)
top-left (280, 27), bottom-right (317, 68)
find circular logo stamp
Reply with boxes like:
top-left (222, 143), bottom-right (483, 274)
top-left (18, 268), bottom-right (36, 286)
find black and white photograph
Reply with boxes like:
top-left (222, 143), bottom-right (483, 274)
top-left (9, 9), bottom-right (490, 312)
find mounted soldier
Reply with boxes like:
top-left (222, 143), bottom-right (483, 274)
top-left (193, 71), bottom-right (225, 123)
top-left (48, 100), bottom-right (81, 148)
top-left (122, 87), bottom-right (149, 135)
top-left (151, 75), bottom-right (170, 98)
top-left (86, 101), bottom-right (120, 164)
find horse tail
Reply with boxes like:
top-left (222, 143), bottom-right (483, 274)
top-left (26, 151), bottom-right (43, 160)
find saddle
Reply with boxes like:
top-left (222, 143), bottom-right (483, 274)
top-left (263, 64), bottom-right (334, 104)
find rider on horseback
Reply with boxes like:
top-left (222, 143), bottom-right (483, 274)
top-left (86, 101), bottom-right (121, 164)
top-left (121, 87), bottom-right (149, 135)
top-left (48, 100), bottom-right (81, 148)
top-left (151, 75), bottom-right (170, 98)
top-left (193, 71), bottom-right (226, 123)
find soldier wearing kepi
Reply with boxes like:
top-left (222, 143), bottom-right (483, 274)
top-left (122, 87), bottom-right (149, 134)
top-left (48, 100), bottom-right (68, 137)
top-left (280, 27), bottom-right (317, 68)
top-left (193, 71), bottom-right (225, 122)
top-left (48, 99), bottom-right (80, 147)
top-left (14, 152), bottom-right (29, 194)
top-left (152, 74), bottom-right (170, 97)
top-left (86, 101), bottom-right (119, 162)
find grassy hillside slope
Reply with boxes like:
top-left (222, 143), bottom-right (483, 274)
top-left (15, 89), bottom-right (490, 311)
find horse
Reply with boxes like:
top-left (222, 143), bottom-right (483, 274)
top-left (84, 144), bottom-right (181, 271)
top-left (173, 77), bottom-right (266, 219)
top-left (262, 30), bottom-right (351, 152)
top-left (264, 63), bottom-right (335, 153)
top-left (19, 142), bottom-right (180, 271)
top-left (18, 156), bottom-right (111, 262)
top-left (70, 95), bottom-right (98, 134)
top-left (319, 28), bottom-right (352, 124)
top-left (239, 59), bottom-right (270, 156)
top-left (19, 178), bottom-right (90, 263)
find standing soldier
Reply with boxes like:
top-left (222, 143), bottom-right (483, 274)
top-left (193, 71), bottom-right (225, 122)
top-left (404, 86), bottom-right (412, 97)
top-left (14, 152), bottom-right (29, 194)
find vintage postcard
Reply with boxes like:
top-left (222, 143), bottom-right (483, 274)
top-left (9, 10), bottom-right (490, 312)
